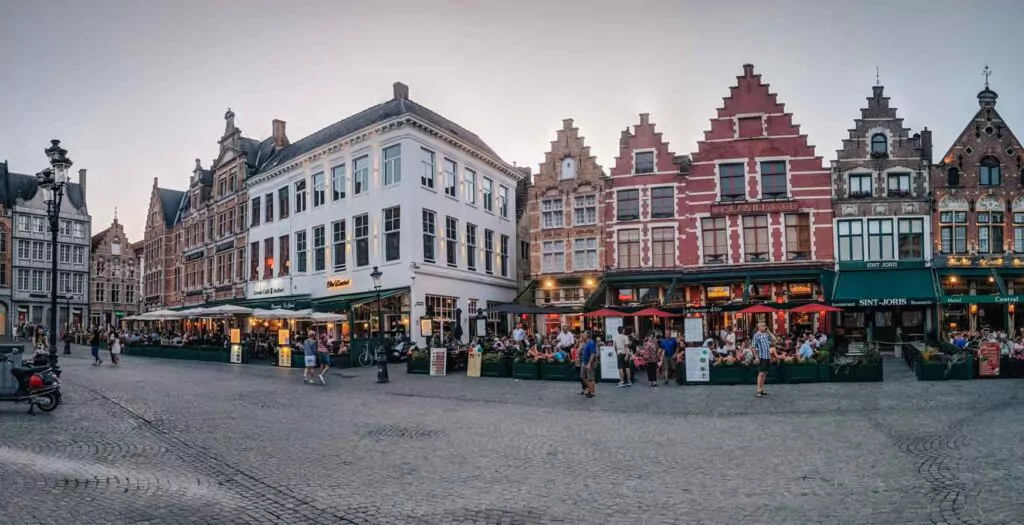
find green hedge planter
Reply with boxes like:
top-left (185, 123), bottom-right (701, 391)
top-left (513, 362), bottom-right (540, 380)
top-left (915, 355), bottom-right (973, 381)
top-left (829, 361), bottom-right (883, 382)
top-left (818, 364), bottom-right (831, 382)
top-left (481, 359), bottom-right (510, 378)
top-left (780, 363), bottom-right (820, 383)
top-left (407, 359), bottom-right (429, 374)
top-left (709, 366), bottom-right (754, 385)
top-left (125, 346), bottom-right (230, 363)
top-left (1002, 357), bottom-right (1024, 378)
top-left (540, 362), bottom-right (575, 381)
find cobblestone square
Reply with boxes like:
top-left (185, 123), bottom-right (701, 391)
top-left (1, 347), bottom-right (1022, 524)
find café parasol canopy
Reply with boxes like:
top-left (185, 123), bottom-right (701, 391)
top-left (585, 308), bottom-right (631, 317)
top-left (632, 307), bottom-right (674, 317)
top-left (738, 304), bottom-right (779, 314)
top-left (789, 303), bottom-right (843, 314)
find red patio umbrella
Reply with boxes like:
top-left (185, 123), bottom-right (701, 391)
top-left (738, 304), bottom-right (778, 314)
top-left (585, 308), bottom-right (631, 317)
top-left (633, 307), bottom-right (674, 317)
top-left (789, 303), bottom-right (843, 314)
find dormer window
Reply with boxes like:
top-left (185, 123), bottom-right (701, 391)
top-left (560, 157), bottom-right (575, 180)
top-left (980, 156), bottom-right (1001, 186)
top-left (870, 133), bottom-right (888, 157)
top-left (635, 151), bottom-right (655, 174)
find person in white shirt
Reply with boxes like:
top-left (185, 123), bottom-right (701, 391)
top-left (613, 326), bottom-right (632, 387)
top-left (724, 326), bottom-right (737, 353)
top-left (557, 326), bottom-right (575, 352)
top-left (511, 323), bottom-right (527, 350)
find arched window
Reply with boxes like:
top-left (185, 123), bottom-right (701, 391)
top-left (980, 156), bottom-right (1001, 186)
top-left (870, 133), bottom-right (888, 157)
top-left (947, 167), bottom-right (960, 186)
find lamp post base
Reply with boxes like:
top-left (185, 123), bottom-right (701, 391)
top-left (376, 361), bottom-right (390, 383)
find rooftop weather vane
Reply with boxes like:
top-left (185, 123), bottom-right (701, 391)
top-left (983, 65), bottom-right (992, 89)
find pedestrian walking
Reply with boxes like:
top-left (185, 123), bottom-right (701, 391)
top-left (659, 334), bottom-right (678, 385)
top-left (317, 333), bottom-right (331, 385)
top-left (89, 329), bottom-right (103, 366)
top-left (752, 322), bottom-right (773, 398)
top-left (641, 335), bottom-right (663, 387)
top-left (302, 331), bottom-right (318, 384)
top-left (62, 331), bottom-right (71, 355)
top-left (613, 326), bottom-right (632, 387)
top-left (580, 331), bottom-right (598, 398)
top-left (109, 331), bottom-right (122, 366)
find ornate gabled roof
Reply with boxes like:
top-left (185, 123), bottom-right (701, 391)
top-left (155, 187), bottom-right (186, 228)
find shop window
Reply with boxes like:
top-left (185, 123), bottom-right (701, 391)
top-left (617, 229), bottom-right (641, 269)
top-left (760, 161), bottom-right (787, 199)
top-left (1013, 213), bottom-right (1024, 254)
top-left (718, 163), bottom-right (745, 202)
top-left (980, 156), bottom-right (1001, 186)
top-left (650, 187), bottom-right (674, 218)
top-left (785, 214), bottom-right (811, 260)
top-left (867, 219), bottom-right (894, 260)
top-left (651, 227), bottom-right (674, 268)
top-left (616, 190), bottom-right (640, 221)
top-left (848, 173), bottom-right (872, 198)
top-left (939, 211), bottom-right (968, 254)
top-left (977, 211), bottom-right (1004, 254)
top-left (742, 215), bottom-right (769, 262)
top-left (898, 219), bottom-right (924, 260)
top-left (887, 172), bottom-right (911, 197)
top-left (837, 220), bottom-right (863, 261)
top-left (701, 217), bottom-right (728, 264)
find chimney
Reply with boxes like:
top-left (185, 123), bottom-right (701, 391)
top-left (921, 128), bottom-right (933, 164)
top-left (639, 113), bottom-right (650, 125)
top-left (742, 63), bottom-right (755, 77)
top-left (393, 82), bottom-right (409, 100)
top-left (272, 119), bottom-right (289, 148)
top-left (78, 169), bottom-right (87, 202)
top-left (194, 158), bottom-right (202, 171)
top-left (153, 176), bottom-right (158, 189)
top-left (562, 118), bottom-right (574, 130)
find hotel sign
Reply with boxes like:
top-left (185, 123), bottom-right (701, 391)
top-left (941, 295), bottom-right (1022, 304)
top-left (326, 278), bottom-right (352, 291)
top-left (710, 200), bottom-right (799, 217)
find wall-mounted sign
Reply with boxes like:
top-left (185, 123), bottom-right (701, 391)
top-left (838, 260), bottom-right (927, 271)
top-left (215, 240), bottom-right (235, 253)
top-left (706, 286), bottom-right (731, 300)
top-left (941, 295), bottom-right (1023, 305)
top-left (832, 298), bottom-right (934, 308)
top-left (270, 301), bottom-right (301, 310)
top-left (253, 286), bottom-right (285, 297)
top-left (788, 283), bottom-right (813, 296)
top-left (230, 328), bottom-right (240, 344)
top-left (184, 250), bottom-right (205, 262)
top-left (326, 278), bottom-right (352, 291)
top-left (710, 200), bottom-right (799, 217)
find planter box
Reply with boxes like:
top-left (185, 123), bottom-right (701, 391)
top-left (480, 359), bottom-right (510, 378)
top-left (406, 359), bottom-right (430, 375)
top-left (710, 366), bottom-right (754, 385)
top-left (829, 361), bottom-right (883, 382)
top-left (1002, 357), bottom-right (1024, 378)
top-left (781, 363), bottom-right (820, 384)
top-left (540, 362), bottom-right (575, 381)
top-left (915, 355), bottom-right (973, 381)
top-left (513, 362), bottom-right (540, 380)
top-left (125, 346), bottom-right (229, 363)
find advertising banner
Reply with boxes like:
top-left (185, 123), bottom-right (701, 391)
top-left (430, 347), bottom-right (447, 376)
top-left (599, 346), bottom-right (618, 381)
top-left (685, 347), bottom-right (711, 383)
top-left (979, 341), bottom-right (1001, 377)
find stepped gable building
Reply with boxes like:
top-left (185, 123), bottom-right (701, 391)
top-left (528, 118), bottom-right (607, 334)
top-left (930, 68), bottom-right (1024, 334)
top-left (142, 177), bottom-right (186, 311)
top-left (178, 109), bottom-right (283, 307)
top-left (829, 83), bottom-right (935, 345)
top-left (682, 63), bottom-right (834, 337)
top-left (90, 214), bottom-right (140, 327)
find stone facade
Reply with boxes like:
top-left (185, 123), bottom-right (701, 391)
top-left (0, 193), bottom-right (11, 335)
top-left (528, 119), bottom-right (606, 312)
top-left (832, 84), bottom-right (933, 262)
top-left (90, 216), bottom-right (140, 327)
top-left (142, 177), bottom-right (185, 311)
top-left (603, 113), bottom-right (689, 270)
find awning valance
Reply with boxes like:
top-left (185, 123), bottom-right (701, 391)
top-left (311, 287), bottom-right (410, 312)
top-left (831, 268), bottom-right (937, 308)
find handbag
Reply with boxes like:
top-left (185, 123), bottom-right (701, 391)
top-left (633, 355), bottom-right (646, 367)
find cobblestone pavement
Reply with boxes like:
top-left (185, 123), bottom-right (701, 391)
top-left (1, 347), bottom-right (1022, 524)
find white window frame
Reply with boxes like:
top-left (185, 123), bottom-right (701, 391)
top-left (383, 144), bottom-right (401, 186)
top-left (541, 198), bottom-right (565, 229)
top-left (542, 240), bottom-right (566, 273)
top-left (353, 155), bottom-right (369, 196)
top-left (465, 169), bottom-right (477, 204)
top-left (573, 237), bottom-right (598, 270)
top-left (331, 164), bottom-right (346, 201)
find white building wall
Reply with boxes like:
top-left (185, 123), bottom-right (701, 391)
top-left (246, 125), bottom-right (520, 339)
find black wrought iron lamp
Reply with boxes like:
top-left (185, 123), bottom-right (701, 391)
top-left (37, 140), bottom-right (71, 370)
top-left (370, 266), bottom-right (388, 383)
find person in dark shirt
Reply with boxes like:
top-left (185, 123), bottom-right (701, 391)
top-left (580, 331), bottom-right (598, 399)
top-left (659, 335), bottom-right (678, 385)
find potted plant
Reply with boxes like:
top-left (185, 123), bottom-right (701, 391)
top-left (480, 352), bottom-right (509, 378)
top-left (406, 350), bottom-right (430, 374)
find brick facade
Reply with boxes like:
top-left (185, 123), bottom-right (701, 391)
top-left (90, 217), bottom-right (140, 327)
top-left (142, 177), bottom-right (184, 311)
top-left (528, 119), bottom-right (606, 311)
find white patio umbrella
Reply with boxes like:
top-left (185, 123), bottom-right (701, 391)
top-left (251, 308), bottom-right (278, 319)
top-left (307, 312), bottom-right (345, 323)
top-left (140, 309), bottom-right (185, 321)
top-left (205, 305), bottom-right (254, 315)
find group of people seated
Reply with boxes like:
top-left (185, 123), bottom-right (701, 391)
top-left (946, 329), bottom-right (1024, 359)
top-left (703, 327), bottom-right (828, 366)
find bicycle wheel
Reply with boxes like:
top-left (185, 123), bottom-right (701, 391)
top-left (358, 350), bottom-right (374, 367)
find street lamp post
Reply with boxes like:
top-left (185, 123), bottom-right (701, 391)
top-left (37, 139), bottom-right (71, 370)
top-left (370, 266), bottom-right (389, 384)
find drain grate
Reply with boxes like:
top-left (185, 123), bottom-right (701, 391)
top-left (361, 424), bottom-right (443, 441)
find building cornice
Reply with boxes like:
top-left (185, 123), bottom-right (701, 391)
top-left (247, 116), bottom-right (523, 188)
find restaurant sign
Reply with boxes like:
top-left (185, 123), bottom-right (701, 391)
top-left (705, 286), bottom-right (731, 300)
top-left (832, 298), bottom-right (934, 308)
top-left (326, 278), bottom-right (352, 291)
top-left (184, 250), bottom-right (205, 262)
top-left (837, 260), bottom-right (928, 271)
top-left (787, 283), bottom-right (813, 296)
top-left (710, 200), bottom-right (799, 217)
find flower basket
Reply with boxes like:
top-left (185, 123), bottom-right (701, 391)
top-left (407, 355), bottom-right (430, 375)
top-left (781, 362), bottom-right (820, 384)
top-left (540, 362), bottom-right (575, 381)
top-left (915, 354), bottom-right (972, 381)
top-left (513, 361), bottom-right (540, 380)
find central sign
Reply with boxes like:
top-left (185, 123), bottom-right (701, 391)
top-left (710, 200), bottom-right (799, 217)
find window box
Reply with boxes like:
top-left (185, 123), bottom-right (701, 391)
top-left (513, 361), bottom-right (540, 380)
top-left (540, 361), bottom-right (575, 381)
top-left (914, 354), bottom-right (972, 381)
top-left (780, 361), bottom-right (820, 383)
top-left (886, 189), bottom-right (911, 198)
top-left (848, 190), bottom-right (872, 199)
top-left (870, 151), bottom-right (889, 159)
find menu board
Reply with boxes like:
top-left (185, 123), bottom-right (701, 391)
top-left (685, 347), bottom-right (711, 383)
top-left (230, 344), bottom-right (242, 364)
top-left (230, 328), bottom-right (241, 344)
top-left (684, 318), bottom-right (704, 343)
top-left (979, 341), bottom-right (1001, 377)
top-left (604, 317), bottom-right (623, 344)
top-left (599, 346), bottom-right (618, 381)
top-left (277, 345), bottom-right (291, 367)
top-left (429, 347), bottom-right (447, 376)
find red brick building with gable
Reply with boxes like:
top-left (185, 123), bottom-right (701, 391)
top-left (591, 64), bottom-right (835, 339)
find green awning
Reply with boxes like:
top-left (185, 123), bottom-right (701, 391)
top-left (831, 268), bottom-right (937, 308)
top-left (311, 286), bottom-right (409, 312)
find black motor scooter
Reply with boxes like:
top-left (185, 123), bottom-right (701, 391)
top-left (0, 352), bottom-right (61, 414)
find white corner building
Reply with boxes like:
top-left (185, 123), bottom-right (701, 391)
top-left (245, 82), bottom-right (523, 345)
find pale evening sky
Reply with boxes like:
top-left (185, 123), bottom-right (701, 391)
top-left (1, 0), bottom-right (1023, 242)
